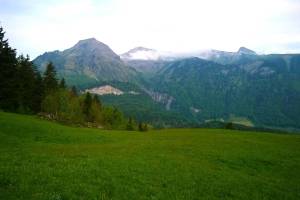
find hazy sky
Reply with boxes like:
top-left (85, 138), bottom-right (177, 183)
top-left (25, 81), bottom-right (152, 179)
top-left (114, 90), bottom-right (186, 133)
top-left (1, 0), bottom-right (300, 58)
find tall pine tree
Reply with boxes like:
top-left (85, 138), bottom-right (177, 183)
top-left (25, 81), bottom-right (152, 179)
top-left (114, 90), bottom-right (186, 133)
top-left (32, 72), bottom-right (44, 113)
top-left (16, 55), bottom-right (36, 113)
top-left (83, 92), bottom-right (92, 121)
top-left (59, 78), bottom-right (66, 89)
top-left (0, 26), bottom-right (18, 111)
top-left (43, 62), bottom-right (58, 94)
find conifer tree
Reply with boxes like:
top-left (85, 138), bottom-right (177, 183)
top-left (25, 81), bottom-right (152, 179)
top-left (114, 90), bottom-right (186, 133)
top-left (32, 72), bottom-right (44, 113)
top-left (93, 95), bottom-right (102, 110)
top-left (16, 55), bottom-right (36, 112)
top-left (83, 92), bottom-right (92, 121)
top-left (71, 86), bottom-right (78, 96)
top-left (59, 78), bottom-right (66, 89)
top-left (138, 122), bottom-right (143, 131)
top-left (0, 26), bottom-right (18, 110)
top-left (43, 62), bottom-right (58, 94)
top-left (126, 117), bottom-right (135, 131)
top-left (138, 122), bottom-right (148, 132)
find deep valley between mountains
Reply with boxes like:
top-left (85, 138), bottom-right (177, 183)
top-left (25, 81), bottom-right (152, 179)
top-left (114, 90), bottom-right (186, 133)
top-left (33, 38), bottom-right (300, 130)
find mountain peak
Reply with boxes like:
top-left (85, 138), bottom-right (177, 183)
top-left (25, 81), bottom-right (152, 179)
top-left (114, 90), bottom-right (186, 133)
top-left (80, 37), bottom-right (97, 42)
top-left (67, 38), bottom-right (121, 60)
top-left (237, 47), bottom-right (256, 55)
top-left (74, 38), bottom-right (107, 47)
top-left (33, 38), bottom-right (136, 85)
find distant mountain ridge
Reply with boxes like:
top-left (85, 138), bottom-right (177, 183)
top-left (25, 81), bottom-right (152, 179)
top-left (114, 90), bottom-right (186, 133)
top-left (120, 46), bottom-right (259, 73)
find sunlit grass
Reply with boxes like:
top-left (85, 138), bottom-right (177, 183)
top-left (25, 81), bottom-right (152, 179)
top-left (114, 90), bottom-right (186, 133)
top-left (0, 112), bottom-right (299, 199)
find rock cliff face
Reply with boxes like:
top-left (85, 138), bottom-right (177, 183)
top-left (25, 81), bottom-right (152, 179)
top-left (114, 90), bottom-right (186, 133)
top-left (142, 88), bottom-right (174, 110)
top-left (86, 85), bottom-right (124, 96)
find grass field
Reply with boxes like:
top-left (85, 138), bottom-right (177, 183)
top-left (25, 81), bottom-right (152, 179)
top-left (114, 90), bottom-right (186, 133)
top-left (0, 112), bottom-right (300, 199)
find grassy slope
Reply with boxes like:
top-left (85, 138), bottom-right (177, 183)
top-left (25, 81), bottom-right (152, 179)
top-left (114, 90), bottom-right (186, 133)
top-left (0, 112), bottom-right (300, 200)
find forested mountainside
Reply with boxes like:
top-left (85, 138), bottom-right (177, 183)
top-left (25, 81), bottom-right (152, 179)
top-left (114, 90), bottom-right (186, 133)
top-left (34, 39), bottom-right (300, 129)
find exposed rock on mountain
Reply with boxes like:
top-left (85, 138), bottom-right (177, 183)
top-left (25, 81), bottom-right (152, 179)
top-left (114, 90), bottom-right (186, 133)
top-left (86, 85), bottom-right (124, 96)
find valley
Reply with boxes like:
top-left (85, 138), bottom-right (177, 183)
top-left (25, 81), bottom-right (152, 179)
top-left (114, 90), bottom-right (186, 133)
top-left (33, 39), bottom-right (300, 130)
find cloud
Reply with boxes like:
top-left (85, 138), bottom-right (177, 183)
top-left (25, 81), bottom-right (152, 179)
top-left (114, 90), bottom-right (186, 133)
top-left (1, 0), bottom-right (300, 58)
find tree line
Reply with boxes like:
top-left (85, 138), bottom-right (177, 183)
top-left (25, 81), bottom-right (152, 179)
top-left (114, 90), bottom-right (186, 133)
top-left (0, 26), bottom-right (148, 131)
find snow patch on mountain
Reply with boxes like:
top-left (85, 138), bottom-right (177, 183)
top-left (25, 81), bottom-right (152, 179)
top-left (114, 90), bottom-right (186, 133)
top-left (121, 47), bottom-right (160, 60)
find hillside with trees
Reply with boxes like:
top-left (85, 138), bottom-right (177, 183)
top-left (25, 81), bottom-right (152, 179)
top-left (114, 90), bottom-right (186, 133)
top-left (0, 26), bottom-right (145, 131)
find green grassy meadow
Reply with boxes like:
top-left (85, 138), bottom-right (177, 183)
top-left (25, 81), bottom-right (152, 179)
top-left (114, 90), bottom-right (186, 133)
top-left (0, 112), bottom-right (300, 200)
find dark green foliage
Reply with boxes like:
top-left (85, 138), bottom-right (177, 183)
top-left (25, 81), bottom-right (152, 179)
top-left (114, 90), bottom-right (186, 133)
top-left (71, 86), bottom-right (78, 96)
top-left (0, 27), bottom-right (44, 113)
top-left (32, 72), bottom-right (44, 113)
top-left (41, 89), bottom-right (84, 124)
top-left (126, 117), bottom-right (135, 131)
top-left (225, 122), bottom-right (234, 129)
top-left (59, 78), bottom-right (66, 89)
top-left (83, 92), bottom-right (93, 121)
top-left (41, 89), bottom-right (128, 129)
top-left (101, 106), bottom-right (125, 129)
top-left (138, 122), bottom-right (143, 131)
top-left (43, 62), bottom-right (58, 93)
top-left (0, 26), bottom-right (18, 111)
top-left (138, 122), bottom-right (148, 132)
top-left (16, 55), bottom-right (39, 113)
top-left (93, 95), bottom-right (102, 110)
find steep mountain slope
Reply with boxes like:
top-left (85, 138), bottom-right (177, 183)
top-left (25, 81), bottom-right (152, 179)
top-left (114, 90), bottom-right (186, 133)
top-left (151, 56), bottom-right (300, 128)
top-left (122, 59), bottom-right (168, 74)
top-left (34, 38), bottom-right (138, 88)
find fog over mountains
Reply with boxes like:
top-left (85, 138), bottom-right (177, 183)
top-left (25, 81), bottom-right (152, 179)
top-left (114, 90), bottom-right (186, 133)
top-left (33, 38), bottom-right (300, 129)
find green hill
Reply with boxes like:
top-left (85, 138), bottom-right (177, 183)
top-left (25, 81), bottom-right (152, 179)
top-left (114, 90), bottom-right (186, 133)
top-left (0, 111), bottom-right (300, 199)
